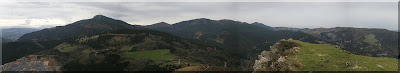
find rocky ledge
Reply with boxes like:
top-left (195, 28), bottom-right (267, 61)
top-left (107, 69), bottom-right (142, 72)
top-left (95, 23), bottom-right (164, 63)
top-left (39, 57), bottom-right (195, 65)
top-left (2, 55), bottom-right (61, 71)
top-left (253, 39), bottom-right (300, 72)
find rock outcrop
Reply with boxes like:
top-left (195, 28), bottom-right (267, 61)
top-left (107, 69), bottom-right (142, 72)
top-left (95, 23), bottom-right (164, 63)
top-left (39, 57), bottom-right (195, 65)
top-left (2, 55), bottom-right (60, 71)
top-left (253, 39), bottom-right (300, 72)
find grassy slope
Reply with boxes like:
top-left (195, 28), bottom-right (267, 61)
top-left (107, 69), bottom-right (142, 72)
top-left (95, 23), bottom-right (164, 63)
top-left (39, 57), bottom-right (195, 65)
top-left (121, 49), bottom-right (175, 60)
top-left (287, 40), bottom-right (398, 71)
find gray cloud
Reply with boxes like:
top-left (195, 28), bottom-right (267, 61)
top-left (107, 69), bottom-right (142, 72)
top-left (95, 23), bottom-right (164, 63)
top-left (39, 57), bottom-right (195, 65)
top-left (0, 2), bottom-right (397, 30)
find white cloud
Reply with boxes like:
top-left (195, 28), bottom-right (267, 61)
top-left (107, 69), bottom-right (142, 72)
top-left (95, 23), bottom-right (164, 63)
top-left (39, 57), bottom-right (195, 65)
top-left (1, 18), bottom-right (68, 28)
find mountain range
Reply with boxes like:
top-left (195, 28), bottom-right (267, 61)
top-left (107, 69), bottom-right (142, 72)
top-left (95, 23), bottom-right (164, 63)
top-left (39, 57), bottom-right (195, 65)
top-left (2, 15), bottom-right (398, 71)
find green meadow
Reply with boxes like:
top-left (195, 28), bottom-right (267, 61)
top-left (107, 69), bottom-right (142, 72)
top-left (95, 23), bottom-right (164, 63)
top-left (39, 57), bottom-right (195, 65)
top-left (288, 40), bottom-right (398, 71)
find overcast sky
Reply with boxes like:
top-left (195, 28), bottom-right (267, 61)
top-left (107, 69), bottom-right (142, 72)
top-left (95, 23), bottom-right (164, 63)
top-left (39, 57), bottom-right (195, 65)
top-left (0, 1), bottom-right (398, 30)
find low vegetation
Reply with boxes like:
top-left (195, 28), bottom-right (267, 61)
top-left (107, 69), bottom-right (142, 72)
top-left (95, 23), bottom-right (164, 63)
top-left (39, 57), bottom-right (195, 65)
top-left (76, 35), bottom-right (99, 43)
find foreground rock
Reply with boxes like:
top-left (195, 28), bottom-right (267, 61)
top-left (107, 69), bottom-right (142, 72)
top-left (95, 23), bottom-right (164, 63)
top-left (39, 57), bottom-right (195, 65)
top-left (2, 55), bottom-right (61, 71)
top-left (253, 39), bottom-right (300, 72)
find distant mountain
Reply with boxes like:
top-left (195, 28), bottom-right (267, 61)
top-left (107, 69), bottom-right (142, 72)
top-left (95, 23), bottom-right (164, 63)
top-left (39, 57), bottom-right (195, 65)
top-left (2, 28), bottom-right (39, 42)
top-left (274, 27), bottom-right (399, 58)
top-left (17, 15), bottom-right (135, 42)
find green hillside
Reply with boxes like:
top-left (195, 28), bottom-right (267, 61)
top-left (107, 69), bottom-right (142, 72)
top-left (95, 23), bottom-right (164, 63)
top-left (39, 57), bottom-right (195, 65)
top-left (25, 29), bottom-right (240, 71)
top-left (287, 40), bottom-right (398, 71)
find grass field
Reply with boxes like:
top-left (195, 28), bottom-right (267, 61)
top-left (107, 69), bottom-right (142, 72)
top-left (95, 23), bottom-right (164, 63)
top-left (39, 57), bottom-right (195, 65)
top-left (161, 61), bottom-right (175, 66)
top-left (121, 49), bottom-right (175, 60)
top-left (120, 45), bottom-right (134, 51)
top-left (287, 40), bottom-right (398, 71)
top-left (363, 34), bottom-right (379, 45)
top-left (81, 49), bottom-right (96, 54)
top-left (55, 43), bottom-right (81, 53)
top-left (158, 61), bottom-right (203, 66)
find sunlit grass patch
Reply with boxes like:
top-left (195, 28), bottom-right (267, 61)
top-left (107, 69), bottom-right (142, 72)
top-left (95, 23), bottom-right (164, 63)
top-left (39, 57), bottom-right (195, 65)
top-left (55, 42), bottom-right (84, 53)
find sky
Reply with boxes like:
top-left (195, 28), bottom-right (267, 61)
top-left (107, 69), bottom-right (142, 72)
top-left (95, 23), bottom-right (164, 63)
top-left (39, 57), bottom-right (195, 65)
top-left (0, 0), bottom-right (398, 30)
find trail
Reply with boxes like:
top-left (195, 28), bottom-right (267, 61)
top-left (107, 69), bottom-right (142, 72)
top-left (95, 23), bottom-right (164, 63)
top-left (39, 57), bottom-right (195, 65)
top-left (202, 65), bottom-right (209, 71)
top-left (34, 42), bottom-right (45, 49)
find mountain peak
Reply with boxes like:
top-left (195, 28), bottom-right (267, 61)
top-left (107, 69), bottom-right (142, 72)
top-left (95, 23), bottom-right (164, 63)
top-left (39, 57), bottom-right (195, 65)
top-left (251, 22), bottom-right (273, 29)
top-left (173, 18), bottom-right (214, 26)
top-left (190, 18), bottom-right (213, 22)
top-left (155, 22), bottom-right (170, 25)
top-left (92, 14), bottom-right (113, 20)
top-left (251, 22), bottom-right (263, 25)
top-left (93, 14), bottom-right (106, 18)
top-left (147, 22), bottom-right (171, 28)
top-left (197, 18), bottom-right (211, 20)
top-left (152, 22), bottom-right (171, 26)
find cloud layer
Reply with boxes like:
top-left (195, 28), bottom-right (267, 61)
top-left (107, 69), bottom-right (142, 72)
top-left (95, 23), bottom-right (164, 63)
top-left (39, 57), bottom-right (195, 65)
top-left (0, 2), bottom-right (397, 30)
